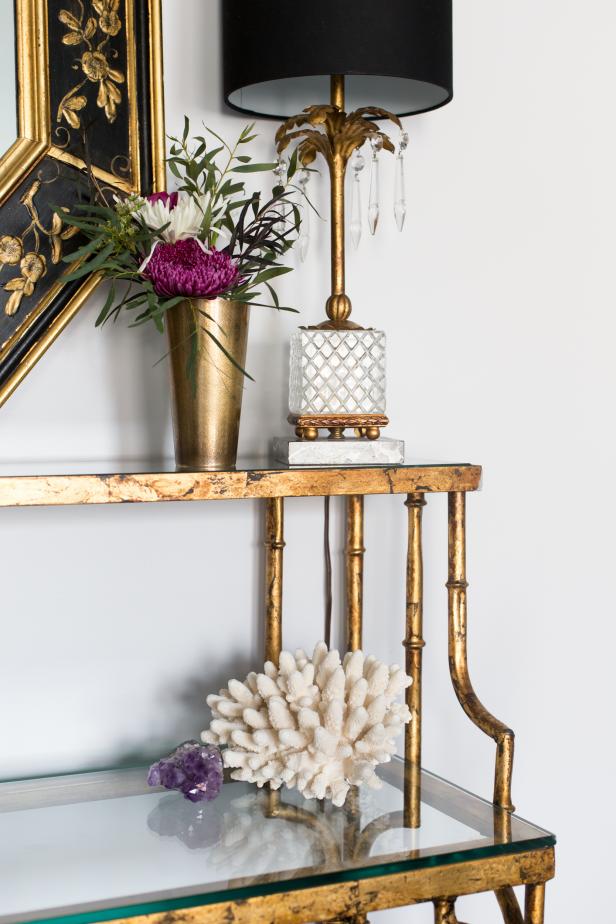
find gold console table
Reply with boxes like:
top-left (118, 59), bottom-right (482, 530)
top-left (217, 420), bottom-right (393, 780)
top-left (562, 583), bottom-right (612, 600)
top-left (0, 460), bottom-right (555, 924)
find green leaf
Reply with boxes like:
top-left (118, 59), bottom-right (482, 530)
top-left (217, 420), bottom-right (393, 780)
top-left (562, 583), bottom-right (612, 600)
top-left (128, 294), bottom-right (184, 328)
top-left (187, 327), bottom-right (199, 394)
top-left (95, 281), bottom-right (116, 327)
top-left (197, 311), bottom-right (255, 381)
top-left (56, 213), bottom-right (103, 231)
top-left (251, 265), bottom-right (293, 285)
top-left (205, 124), bottom-right (233, 154)
top-left (120, 294), bottom-right (148, 312)
top-left (232, 162), bottom-right (277, 173)
top-left (226, 197), bottom-right (253, 212)
top-left (244, 301), bottom-right (299, 313)
top-left (290, 181), bottom-right (321, 218)
top-left (61, 238), bottom-right (100, 262)
top-left (201, 146), bottom-right (224, 163)
top-left (287, 147), bottom-right (299, 180)
top-left (265, 281), bottom-right (279, 308)
top-left (218, 179), bottom-right (244, 198)
top-left (69, 202), bottom-right (117, 216)
top-left (182, 115), bottom-right (190, 144)
top-left (62, 243), bottom-right (115, 280)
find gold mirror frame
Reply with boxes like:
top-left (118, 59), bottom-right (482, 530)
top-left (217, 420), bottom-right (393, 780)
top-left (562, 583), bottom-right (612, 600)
top-left (0, 0), bottom-right (165, 407)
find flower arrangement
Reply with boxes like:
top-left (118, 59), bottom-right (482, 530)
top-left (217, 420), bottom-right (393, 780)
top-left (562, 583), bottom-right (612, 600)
top-left (61, 119), bottom-right (302, 376)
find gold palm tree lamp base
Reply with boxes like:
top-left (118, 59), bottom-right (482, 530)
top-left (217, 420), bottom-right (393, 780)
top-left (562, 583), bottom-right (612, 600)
top-left (277, 77), bottom-right (399, 441)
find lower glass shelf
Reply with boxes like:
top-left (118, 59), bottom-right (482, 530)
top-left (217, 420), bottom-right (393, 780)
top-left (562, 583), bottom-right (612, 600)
top-left (0, 757), bottom-right (554, 924)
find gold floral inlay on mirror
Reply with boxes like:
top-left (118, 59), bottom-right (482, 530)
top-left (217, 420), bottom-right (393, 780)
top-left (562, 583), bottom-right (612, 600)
top-left (0, 0), bottom-right (165, 408)
top-left (57, 2), bottom-right (126, 129)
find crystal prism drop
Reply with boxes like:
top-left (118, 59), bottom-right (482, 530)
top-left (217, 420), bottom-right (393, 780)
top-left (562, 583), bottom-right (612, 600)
top-left (368, 136), bottom-right (382, 235)
top-left (394, 155), bottom-right (406, 231)
top-left (273, 155), bottom-right (288, 226)
top-left (298, 168), bottom-right (310, 262)
top-left (273, 155), bottom-right (288, 189)
top-left (349, 149), bottom-right (365, 249)
top-left (394, 132), bottom-right (409, 231)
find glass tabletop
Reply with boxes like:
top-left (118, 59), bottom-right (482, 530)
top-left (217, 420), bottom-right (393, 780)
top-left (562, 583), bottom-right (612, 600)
top-left (0, 757), bottom-right (553, 924)
top-left (0, 457), bottom-right (472, 477)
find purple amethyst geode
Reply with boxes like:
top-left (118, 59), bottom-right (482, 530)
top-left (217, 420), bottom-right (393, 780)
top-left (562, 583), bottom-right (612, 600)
top-left (147, 741), bottom-right (223, 803)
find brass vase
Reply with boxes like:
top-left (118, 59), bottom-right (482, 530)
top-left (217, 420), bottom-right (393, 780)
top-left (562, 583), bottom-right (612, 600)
top-left (166, 298), bottom-right (250, 471)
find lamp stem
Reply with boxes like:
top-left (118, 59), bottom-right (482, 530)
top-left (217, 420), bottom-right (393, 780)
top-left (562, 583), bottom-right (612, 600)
top-left (327, 75), bottom-right (351, 324)
top-left (330, 74), bottom-right (345, 110)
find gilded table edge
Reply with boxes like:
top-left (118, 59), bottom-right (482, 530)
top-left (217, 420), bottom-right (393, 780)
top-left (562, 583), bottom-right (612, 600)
top-left (106, 846), bottom-right (553, 924)
top-left (0, 465), bottom-right (482, 507)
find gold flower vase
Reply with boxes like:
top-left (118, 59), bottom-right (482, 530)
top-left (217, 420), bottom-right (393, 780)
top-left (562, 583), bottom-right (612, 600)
top-left (166, 298), bottom-right (250, 471)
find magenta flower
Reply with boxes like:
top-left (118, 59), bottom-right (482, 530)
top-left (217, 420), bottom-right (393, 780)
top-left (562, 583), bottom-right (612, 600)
top-left (147, 191), bottom-right (178, 210)
top-left (143, 239), bottom-right (240, 298)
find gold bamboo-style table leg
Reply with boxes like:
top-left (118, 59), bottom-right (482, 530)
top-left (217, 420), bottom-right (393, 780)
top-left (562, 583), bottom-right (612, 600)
top-left (525, 883), bottom-right (546, 924)
top-left (342, 496), bottom-right (367, 924)
top-left (264, 497), bottom-right (284, 665)
top-left (346, 495), bottom-right (365, 651)
top-left (447, 491), bottom-right (515, 813)
top-left (496, 886), bottom-right (524, 924)
top-left (447, 491), bottom-right (530, 924)
top-left (264, 497), bottom-right (284, 815)
top-left (403, 492), bottom-right (426, 829)
top-left (433, 899), bottom-right (463, 923)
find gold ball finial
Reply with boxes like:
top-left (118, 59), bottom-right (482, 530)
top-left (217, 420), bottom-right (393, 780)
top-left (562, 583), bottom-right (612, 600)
top-left (326, 293), bottom-right (352, 324)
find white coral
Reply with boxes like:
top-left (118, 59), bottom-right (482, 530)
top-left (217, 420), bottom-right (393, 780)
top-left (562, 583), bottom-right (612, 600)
top-left (202, 642), bottom-right (412, 807)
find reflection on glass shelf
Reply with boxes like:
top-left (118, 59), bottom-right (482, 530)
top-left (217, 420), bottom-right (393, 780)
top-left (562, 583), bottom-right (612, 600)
top-left (0, 757), bottom-right (553, 924)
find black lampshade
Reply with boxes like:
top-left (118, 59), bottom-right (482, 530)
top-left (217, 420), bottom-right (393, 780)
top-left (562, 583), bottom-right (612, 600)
top-left (222, 0), bottom-right (452, 120)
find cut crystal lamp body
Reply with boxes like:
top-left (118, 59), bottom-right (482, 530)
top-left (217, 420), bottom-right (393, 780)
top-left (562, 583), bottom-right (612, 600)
top-left (289, 329), bottom-right (386, 417)
top-left (277, 327), bottom-right (404, 464)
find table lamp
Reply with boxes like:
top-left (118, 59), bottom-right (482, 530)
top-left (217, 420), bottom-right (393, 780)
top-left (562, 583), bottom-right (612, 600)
top-left (223, 0), bottom-right (453, 464)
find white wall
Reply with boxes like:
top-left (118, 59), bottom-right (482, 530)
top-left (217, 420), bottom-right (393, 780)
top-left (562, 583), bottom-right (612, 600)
top-left (1, 1), bottom-right (614, 921)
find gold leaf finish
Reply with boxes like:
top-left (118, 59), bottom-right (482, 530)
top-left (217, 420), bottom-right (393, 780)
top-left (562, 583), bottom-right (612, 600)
top-left (2, 181), bottom-right (78, 318)
top-left (166, 298), bottom-right (250, 471)
top-left (0, 0), bottom-right (165, 407)
top-left (275, 105), bottom-right (399, 171)
top-left (58, 1), bottom-right (126, 127)
top-left (1, 462), bottom-right (554, 924)
top-left (345, 495), bottom-right (365, 652)
top-left (289, 414), bottom-right (389, 441)
top-left (495, 886), bottom-right (525, 924)
top-left (109, 849), bottom-right (554, 924)
top-left (525, 883), bottom-right (546, 924)
top-left (264, 496), bottom-right (285, 664)
top-left (404, 492), bottom-right (427, 829)
top-left (275, 78), bottom-right (402, 327)
top-left (0, 465), bottom-right (482, 508)
top-left (447, 492), bottom-right (515, 813)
